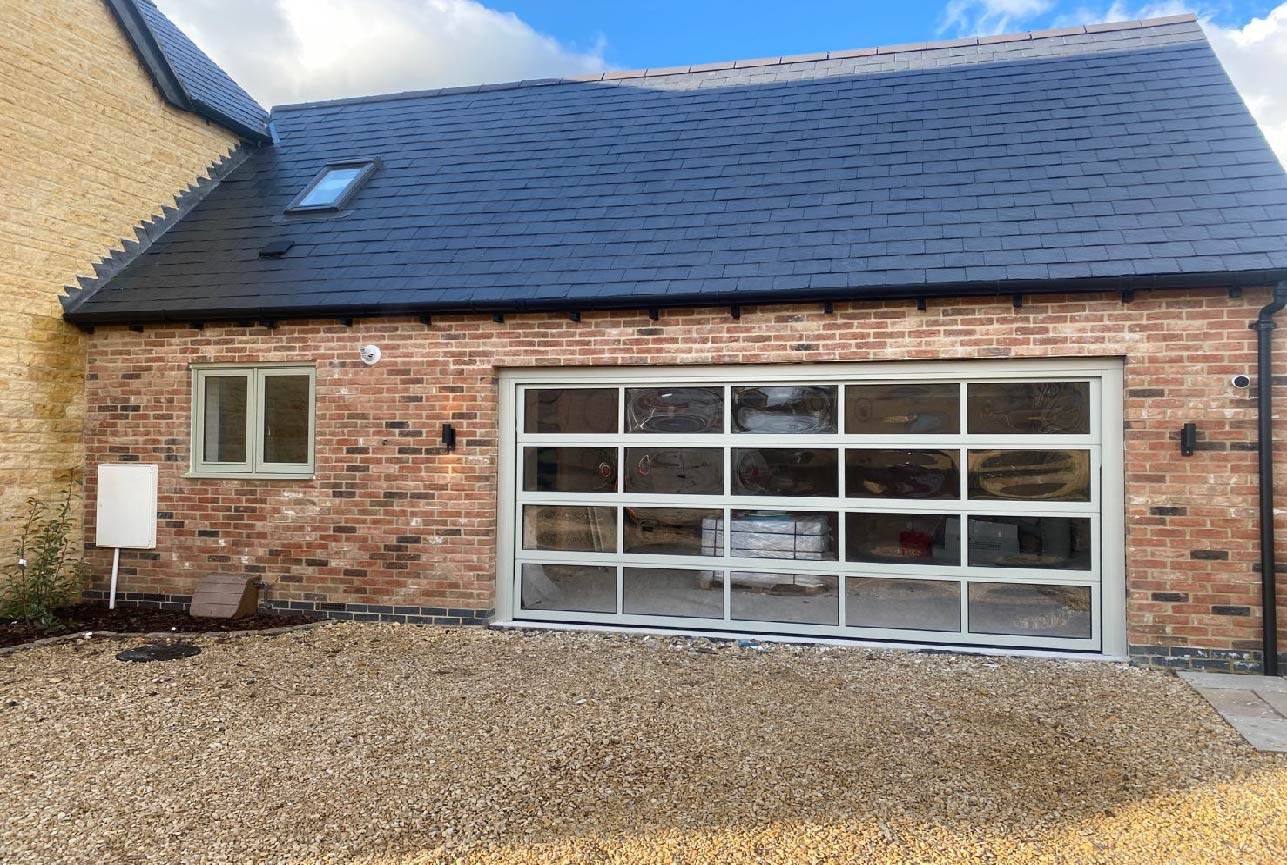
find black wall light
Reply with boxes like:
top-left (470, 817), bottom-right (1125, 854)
top-left (441, 423), bottom-right (457, 452)
top-left (1180, 422), bottom-right (1197, 457)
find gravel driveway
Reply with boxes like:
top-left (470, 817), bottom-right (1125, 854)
top-left (2, 623), bottom-right (1285, 864)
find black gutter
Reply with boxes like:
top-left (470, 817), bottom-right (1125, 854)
top-left (60, 269), bottom-right (1287, 327)
top-left (1253, 281), bottom-right (1287, 677)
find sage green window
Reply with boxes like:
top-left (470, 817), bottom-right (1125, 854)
top-left (192, 366), bottom-right (316, 477)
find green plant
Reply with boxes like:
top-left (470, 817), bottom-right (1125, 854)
top-left (2, 488), bottom-right (87, 627)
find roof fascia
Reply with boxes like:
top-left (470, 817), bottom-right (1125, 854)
top-left (103, 0), bottom-right (192, 111)
top-left (62, 269), bottom-right (1287, 328)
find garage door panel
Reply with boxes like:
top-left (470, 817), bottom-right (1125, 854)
top-left (504, 363), bottom-right (1120, 654)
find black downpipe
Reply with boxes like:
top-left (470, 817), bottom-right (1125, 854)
top-left (1253, 282), bottom-right (1287, 676)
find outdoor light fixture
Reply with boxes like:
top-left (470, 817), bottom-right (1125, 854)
top-left (441, 423), bottom-right (457, 452)
top-left (1180, 422), bottom-right (1197, 457)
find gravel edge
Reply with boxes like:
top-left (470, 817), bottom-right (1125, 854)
top-left (0, 620), bottom-right (330, 656)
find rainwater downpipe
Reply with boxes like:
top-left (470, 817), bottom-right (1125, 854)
top-left (1253, 281), bottom-right (1287, 676)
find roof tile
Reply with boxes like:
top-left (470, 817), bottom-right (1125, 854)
top-left (66, 16), bottom-right (1287, 323)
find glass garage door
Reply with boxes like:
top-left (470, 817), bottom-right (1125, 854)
top-left (502, 363), bottom-right (1122, 653)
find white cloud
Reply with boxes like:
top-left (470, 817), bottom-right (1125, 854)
top-left (1205, 4), bottom-right (1287, 166)
top-left (939, 0), bottom-right (1055, 36)
top-left (153, 0), bottom-right (607, 108)
top-left (1052, 1), bottom-right (1199, 27)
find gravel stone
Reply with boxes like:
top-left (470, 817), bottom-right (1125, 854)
top-left (1, 623), bottom-right (1284, 864)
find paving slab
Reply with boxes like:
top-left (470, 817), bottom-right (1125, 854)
top-left (1179, 670), bottom-right (1287, 752)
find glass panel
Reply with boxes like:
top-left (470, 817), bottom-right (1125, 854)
top-left (846, 512), bottom-right (960, 566)
top-left (732, 386), bottom-right (837, 433)
top-left (522, 505), bottom-right (616, 553)
top-left (846, 577), bottom-right (961, 632)
top-left (967, 515), bottom-right (1092, 570)
top-left (524, 388), bottom-right (618, 434)
top-left (732, 449), bottom-right (838, 497)
top-left (726, 510), bottom-right (839, 561)
top-left (262, 375), bottom-right (310, 464)
top-left (623, 507), bottom-right (721, 556)
top-left (625, 386), bottom-right (723, 433)
top-left (845, 383), bottom-right (959, 435)
top-left (523, 447), bottom-right (617, 493)
top-left (623, 567), bottom-right (724, 618)
top-left (202, 375), bottom-right (248, 463)
top-left (968, 449), bottom-right (1091, 502)
top-left (624, 448), bottom-right (722, 495)
top-left (968, 583), bottom-right (1092, 638)
top-left (730, 572), bottom-right (839, 625)
top-left (297, 165), bottom-right (364, 208)
top-left (846, 449), bottom-right (959, 500)
top-left (967, 382), bottom-right (1090, 435)
top-left (520, 563), bottom-right (616, 614)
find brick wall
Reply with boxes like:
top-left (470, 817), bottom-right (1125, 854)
top-left (81, 288), bottom-right (1287, 668)
top-left (0, 0), bottom-right (240, 552)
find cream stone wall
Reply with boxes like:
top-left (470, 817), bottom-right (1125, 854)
top-left (0, 0), bottom-right (241, 554)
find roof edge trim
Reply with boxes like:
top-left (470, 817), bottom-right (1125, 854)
top-left (104, 0), bottom-right (191, 110)
top-left (63, 269), bottom-right (1285, 327)
top-left (105, 0), bottom-right (273, 142)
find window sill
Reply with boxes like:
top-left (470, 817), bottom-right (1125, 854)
top-left (182, 472), bottom-right (316, 481)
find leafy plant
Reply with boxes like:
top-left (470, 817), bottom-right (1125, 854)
top-left (2, 488), bottom-right (87, 627)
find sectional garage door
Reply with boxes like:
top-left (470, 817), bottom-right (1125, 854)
top-left (498, 361), bottom-right (1124, 655)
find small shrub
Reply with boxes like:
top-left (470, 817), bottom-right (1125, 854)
top-left (2, 488), bottom-right (87, 627)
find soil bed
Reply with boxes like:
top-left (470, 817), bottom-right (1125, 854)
top-left (0, 603), bottom-right (312, 648)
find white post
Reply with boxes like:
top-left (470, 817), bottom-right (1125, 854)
top-left (109, 547), bottom-right (120, 610)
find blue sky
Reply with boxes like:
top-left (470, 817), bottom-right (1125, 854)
top-left (488, 0), bottom-right (1279, 68)
top-left (159, 0), bottom-right (1287, 163)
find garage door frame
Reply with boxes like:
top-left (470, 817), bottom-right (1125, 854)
top-left (495, 358), bottom-right (1125, 657)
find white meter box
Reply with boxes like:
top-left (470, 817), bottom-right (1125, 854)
top-left (95, 464), bottom-right (158, 549)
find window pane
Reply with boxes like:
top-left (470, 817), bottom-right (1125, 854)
top-left (968, 450), bottom-right (1091, 502)
top-left (731, 572), bottom-right (838, 625)
top-left (624, 507), bottom-right (721, 556)
top-left (623, 567), bottom-right (724, 618)
top-left (727, 510), bottom-right (839, 561)
top-left (732, 448), bottom-right (838, 497)
top-left (202, 375), bottom-right (248, 463)
top-left (732, 386), bottom-right (837, 433)
top-left (522, 505), bottom-right (616, 553)
top-left (520, 563), bottom-right (616, 614)
top-left (845, 449), bottom-right (959, 499)
top-left (297, 166), bottom-right (363, 208)
top-left (967, 382), bottom-right (1090, 435)
top-left (846, 512), bottom-right (960, 566)
top-left (262, 375), bottom-right (310, 465)
top-left (845, 383), bottom-right (959, 435)
top-left (846, 578), bottom-right (961, 632)
top-left (523, 447), bottom-right (617, 493)
top-left (968, 583), bottom-right (1092, 638)
top-left (524, 388), bottom-right (618, 434)
top-left (967, 515), bottom-right (1092, 570)
top-left (624, 447), bottom-right (722, 495)
top-left (625, 386), bottom-right (723, 433)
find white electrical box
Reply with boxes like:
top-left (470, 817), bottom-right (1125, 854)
top-left (95, 464), bottom-right (158, 549)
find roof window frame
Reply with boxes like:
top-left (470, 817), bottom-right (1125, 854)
top-left (285, 158), bottom-right (379, 214)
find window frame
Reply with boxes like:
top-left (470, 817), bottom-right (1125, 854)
top-left (285, 158), bottom-right (378, 214)
top-left (190, 364), bottom-right (316, 479)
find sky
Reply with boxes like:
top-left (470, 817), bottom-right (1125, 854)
top-left (154, 0), bottom-right (1287, 163)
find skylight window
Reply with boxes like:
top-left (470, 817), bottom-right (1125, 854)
top-left (286, 159), bottom-right (376, 213)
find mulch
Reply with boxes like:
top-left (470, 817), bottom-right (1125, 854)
top-left (0, 603), bottom-right (315, 649)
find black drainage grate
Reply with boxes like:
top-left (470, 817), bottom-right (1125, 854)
top-left (116, 643), bottom-right (202, 663)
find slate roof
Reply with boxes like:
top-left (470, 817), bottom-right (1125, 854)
top-left (64, 15), bottom-right (1287, 325)
top-left (105, 0), bottom-right (270, 141)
